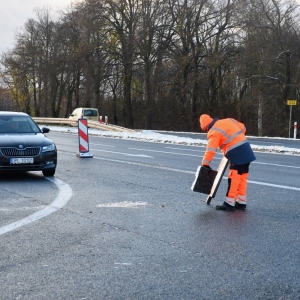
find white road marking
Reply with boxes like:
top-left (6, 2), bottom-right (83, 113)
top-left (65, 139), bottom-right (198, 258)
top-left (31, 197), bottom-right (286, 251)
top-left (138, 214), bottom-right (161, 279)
top-left (59, 150), bottom-right (300, 193)
top-left (129, 147), bottom-right (200, 157)
top-left (165, 146), bottom-right (201, 152)
top-left (0, 206), bottom-right (46, 212)
top-left (90, 143), bottom-right (116, 148)
top-left (91, 156), bottom-right (300, 192)
top-left (92, 155), bottom-right (193, 173)
top-left (97, 201), bottom-right (148, 208)
top-left (133, 147), bottom-right (300, 168)
top-left (0, 177), bottom-right (72, 236)
top-left (246, 180), bottom-right (300, 191)
top-left (90, 148), bottom-right (153, 158)
top-left (252, 161), bottom-right (300, 169)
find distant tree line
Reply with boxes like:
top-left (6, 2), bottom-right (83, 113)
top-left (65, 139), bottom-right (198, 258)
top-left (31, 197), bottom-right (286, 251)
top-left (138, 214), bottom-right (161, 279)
top-left (1, 0), bottom-right (300, 137)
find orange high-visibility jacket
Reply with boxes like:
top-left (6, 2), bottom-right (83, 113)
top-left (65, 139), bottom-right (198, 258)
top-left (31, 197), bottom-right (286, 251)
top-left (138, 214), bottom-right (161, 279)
top-left (202, 118), bottom-right (247, 166)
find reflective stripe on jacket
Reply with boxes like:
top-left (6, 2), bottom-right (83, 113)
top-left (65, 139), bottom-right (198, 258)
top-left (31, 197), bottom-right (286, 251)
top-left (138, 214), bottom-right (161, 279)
top-left (202, 118), bottom-right (248, 166)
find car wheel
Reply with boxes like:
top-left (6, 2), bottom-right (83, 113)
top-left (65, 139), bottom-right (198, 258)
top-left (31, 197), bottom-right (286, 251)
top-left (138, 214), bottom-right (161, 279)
top-left (42, 168), bottom-right (56, 176)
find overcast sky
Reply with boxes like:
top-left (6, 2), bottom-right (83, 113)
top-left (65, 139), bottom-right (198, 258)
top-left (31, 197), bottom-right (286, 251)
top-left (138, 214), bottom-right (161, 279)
top-left (0, 0), bottom-right (78, 54)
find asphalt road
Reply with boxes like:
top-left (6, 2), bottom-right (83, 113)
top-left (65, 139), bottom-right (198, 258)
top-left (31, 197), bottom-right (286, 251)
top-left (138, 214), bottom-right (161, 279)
top-left (0, 131), bottom-right (299, 299)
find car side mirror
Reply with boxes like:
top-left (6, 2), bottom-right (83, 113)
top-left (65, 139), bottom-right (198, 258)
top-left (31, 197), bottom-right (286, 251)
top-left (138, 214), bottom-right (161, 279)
top-left (42, 127), bottom-right (50, 133)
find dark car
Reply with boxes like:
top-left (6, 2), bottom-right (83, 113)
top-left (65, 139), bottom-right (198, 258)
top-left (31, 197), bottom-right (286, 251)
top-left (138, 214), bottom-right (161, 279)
top-left (0, 112), bottom-right (57, 176)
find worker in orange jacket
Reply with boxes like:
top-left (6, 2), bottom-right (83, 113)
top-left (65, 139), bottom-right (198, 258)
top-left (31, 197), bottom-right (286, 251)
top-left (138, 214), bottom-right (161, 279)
top-left (199, 114), bottom-right (256, 211)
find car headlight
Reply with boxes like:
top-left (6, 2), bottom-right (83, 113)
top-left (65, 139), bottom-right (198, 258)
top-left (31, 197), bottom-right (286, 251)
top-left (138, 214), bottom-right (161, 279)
top-left (42, 143), bottom-right (55, 152)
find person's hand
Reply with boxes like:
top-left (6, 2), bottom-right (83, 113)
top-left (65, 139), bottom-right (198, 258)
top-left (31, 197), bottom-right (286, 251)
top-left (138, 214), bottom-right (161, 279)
top-left (202, 165), bottom-right (211, 169)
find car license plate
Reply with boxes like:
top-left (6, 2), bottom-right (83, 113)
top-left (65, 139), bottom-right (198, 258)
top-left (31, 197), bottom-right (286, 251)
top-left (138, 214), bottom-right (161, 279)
top-left (10, 157), bottom-right (34, 164)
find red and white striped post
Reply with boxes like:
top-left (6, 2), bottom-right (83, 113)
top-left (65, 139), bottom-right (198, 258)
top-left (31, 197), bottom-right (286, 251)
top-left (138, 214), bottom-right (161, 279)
top-left (294, 122), bottom-right (297, 139)
top-left (77, 118), bottom-right (93, 158)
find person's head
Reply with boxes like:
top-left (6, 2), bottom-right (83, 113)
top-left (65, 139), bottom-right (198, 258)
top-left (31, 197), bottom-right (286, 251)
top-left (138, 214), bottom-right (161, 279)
top-left (199, 114), bottom-right (213, 132)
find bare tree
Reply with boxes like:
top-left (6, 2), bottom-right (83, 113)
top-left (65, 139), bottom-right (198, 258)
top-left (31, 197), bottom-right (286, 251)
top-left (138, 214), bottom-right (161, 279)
top-left (134, 0), bottom-right (175, 129)
top-left (238, 0), bottom-right (300, 136)
top-left (100, 0), bottom-right (143, 128)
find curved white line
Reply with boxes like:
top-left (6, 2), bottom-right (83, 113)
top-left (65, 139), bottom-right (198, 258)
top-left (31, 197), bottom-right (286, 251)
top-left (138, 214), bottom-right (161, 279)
top-left (0, 177), bottom-right (72, 236)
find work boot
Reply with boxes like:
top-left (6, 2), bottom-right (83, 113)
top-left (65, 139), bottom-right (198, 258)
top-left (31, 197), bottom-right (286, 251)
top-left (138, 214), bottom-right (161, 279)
top-left (216, 201), bottom-right (235, 211)
top-left (235, 202), bottom-right (247, 210)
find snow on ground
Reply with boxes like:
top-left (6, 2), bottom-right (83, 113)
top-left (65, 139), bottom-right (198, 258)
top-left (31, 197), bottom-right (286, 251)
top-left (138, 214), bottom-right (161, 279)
top-left (42, 125), bottom-right (300, 155)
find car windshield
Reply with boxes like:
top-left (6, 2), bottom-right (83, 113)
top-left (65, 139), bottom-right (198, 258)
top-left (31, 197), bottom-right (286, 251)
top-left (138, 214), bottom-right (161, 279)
top-left (84, 109), bottom-right (98, 117)
top-left (0, 116), bottom-right (41, 134)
